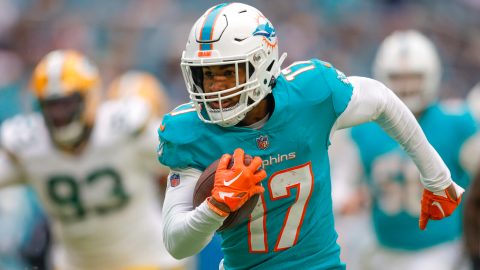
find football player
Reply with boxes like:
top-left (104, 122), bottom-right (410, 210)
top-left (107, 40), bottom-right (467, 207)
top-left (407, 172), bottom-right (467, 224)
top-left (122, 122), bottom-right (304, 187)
top-left (158, 3), bottom-right (464, 269)
top-left (0, 51), bottom-right (187, 270)
top-left (350, 30), bottom-right (477, 270)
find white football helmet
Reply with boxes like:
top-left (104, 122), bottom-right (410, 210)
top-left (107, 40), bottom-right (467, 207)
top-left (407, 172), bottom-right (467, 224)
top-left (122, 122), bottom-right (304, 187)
top-left (373, 30), bottom-right (441, 114)
top-left (181, 3), bottom-right (286, 127)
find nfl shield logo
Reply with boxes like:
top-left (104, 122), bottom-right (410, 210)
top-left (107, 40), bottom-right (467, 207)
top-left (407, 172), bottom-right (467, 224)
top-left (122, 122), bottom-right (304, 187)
top-left (256, 135), bottom-right (270, 150)
top-left (170, 173), bottom-right (180, 187)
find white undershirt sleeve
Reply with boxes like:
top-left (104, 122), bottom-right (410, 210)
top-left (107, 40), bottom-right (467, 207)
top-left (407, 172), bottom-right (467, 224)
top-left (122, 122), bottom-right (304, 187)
top-left (162, 168), bottom-right (226, 259)
top-left (334, 76), bottom-right (453, 192)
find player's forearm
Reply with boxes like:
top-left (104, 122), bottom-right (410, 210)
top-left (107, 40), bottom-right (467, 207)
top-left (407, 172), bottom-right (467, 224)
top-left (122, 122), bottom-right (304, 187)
top-left (162, 169), bottom-right (226, 259)
top-left (163, 201), bottom-right (224, 258)
top-left (338, 76), bottom-right (452, 192)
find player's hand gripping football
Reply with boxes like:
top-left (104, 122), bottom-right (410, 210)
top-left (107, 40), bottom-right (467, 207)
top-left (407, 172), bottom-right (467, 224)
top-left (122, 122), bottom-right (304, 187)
top-left (419, 182), bottom-right (464, 230)
top-left (207, 148), bottom-right (266, 217)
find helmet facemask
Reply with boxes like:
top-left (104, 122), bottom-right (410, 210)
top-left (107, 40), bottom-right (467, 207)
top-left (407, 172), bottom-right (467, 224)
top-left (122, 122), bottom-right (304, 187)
top-left (182, 48), bottom-right (277, 127)
top-left (373, 30), bottom-right (441, 115)
top-left (386, 72), bottom-right (426, 114)
top-left (40, 92), bottom-right (90, 147)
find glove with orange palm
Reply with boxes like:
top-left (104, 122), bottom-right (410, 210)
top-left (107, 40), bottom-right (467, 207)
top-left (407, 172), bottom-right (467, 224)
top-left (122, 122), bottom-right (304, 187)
top-left (207, 148), bottom-right (266, 217)
top-left (419, 182), bottom-right (464, 230)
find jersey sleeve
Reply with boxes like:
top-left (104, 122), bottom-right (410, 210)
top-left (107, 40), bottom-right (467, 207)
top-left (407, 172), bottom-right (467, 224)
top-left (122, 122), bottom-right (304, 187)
top-left (313, 59), bottom-right (354, 117)
top-left (0, 148), bottom-right (24, 188)
top-left (100, 97), bottom-right (152, 138)
top-left (157, 103), bottom-right (205, 170)
top-left (0, 119), bottom-right (27, 188)
top-left (99, 98), bottom-right (164, 173)
top-left (135, 117), bottom-right (167, 173)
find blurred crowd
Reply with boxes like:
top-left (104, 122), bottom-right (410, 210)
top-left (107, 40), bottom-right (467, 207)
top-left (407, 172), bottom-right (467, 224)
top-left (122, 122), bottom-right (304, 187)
top-left (1, 0), bottom-right (480, 115)
top-left (1, 0), bottom-right (480, 270)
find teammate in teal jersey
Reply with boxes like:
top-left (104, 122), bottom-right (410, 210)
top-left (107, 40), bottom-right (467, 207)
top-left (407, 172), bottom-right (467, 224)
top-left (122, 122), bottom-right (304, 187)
top-left (158, 3), bottom-right (464, 270)
top-left (350, 30), bottom-right (477, 270)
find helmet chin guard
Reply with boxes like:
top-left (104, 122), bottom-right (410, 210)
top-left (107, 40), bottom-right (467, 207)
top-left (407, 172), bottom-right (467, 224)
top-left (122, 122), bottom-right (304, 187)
top-left (181, 3), bottom-right (286, 127)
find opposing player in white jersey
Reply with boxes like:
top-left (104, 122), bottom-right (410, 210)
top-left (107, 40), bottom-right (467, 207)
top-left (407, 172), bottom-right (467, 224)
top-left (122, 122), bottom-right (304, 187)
top-left (0, 50), bottom-right (187, 270)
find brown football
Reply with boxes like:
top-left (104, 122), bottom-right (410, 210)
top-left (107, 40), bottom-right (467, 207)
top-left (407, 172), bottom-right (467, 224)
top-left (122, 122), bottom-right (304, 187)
top-left (193, 155), bottom-right (260, 231)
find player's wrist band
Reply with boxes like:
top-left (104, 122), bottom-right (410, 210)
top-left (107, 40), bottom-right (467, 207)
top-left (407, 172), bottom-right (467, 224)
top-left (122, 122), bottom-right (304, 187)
top-left (207, 197), bottom-right (230, 217)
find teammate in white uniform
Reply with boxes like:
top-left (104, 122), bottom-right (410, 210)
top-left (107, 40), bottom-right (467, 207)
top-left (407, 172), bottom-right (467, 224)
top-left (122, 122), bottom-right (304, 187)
top-left (0, 50), bottom-right (186, 270)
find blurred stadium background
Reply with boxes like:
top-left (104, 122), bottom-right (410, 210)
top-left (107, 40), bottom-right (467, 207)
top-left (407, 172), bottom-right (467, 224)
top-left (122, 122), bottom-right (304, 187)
top-left (0, 0), bottom-right (479, 269)
top-left (1, 0), bottom-right (480, 118)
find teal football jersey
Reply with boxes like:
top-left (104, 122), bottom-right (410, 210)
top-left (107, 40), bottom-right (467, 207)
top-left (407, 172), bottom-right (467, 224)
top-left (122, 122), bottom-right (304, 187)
top-left (158, 59), bottom-right (353, 270)
top-left (351, 103), bottom-right (477, 250)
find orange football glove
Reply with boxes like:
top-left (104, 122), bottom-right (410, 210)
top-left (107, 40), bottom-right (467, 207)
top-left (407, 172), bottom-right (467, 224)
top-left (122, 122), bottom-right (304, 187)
top-left (419, 183), bottom-right (464, 230)
top-left (208, 148), bottom-right (266, 216)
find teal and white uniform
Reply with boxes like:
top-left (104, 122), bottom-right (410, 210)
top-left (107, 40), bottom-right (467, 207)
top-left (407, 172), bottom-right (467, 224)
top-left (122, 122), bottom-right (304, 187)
top-left (159, 59), bottom-right (353, 269)
top-left (351, 103), bottom-right (477, 250)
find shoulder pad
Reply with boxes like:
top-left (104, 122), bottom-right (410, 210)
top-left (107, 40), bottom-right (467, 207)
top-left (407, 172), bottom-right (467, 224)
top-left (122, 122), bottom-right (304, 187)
top-left (1, 113), bottom-right (48, 154)
top-left (157, 103), bottom-right (207, 169)
top-left (438, 99), bottom-right (470, 116)
top-left (279, 58), bottom-right (352, 105)
top-left (96, 97), bottom-right (150, 141)
top-left (159, 103), bottom-right (204, 144)
top-left (311, 59), bottom-right (352, 91)
top-left (434, 101), bottom-right (477, 139)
